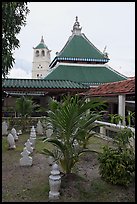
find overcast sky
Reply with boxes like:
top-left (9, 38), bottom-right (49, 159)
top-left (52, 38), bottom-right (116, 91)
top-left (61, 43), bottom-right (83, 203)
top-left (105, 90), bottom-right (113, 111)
top-left (8, 2), bottom-right (135, 79)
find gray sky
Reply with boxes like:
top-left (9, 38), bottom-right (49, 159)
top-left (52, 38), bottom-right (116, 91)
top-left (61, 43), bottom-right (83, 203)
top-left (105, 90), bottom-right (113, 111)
top-left (8, 2), bottom-right (135, 78)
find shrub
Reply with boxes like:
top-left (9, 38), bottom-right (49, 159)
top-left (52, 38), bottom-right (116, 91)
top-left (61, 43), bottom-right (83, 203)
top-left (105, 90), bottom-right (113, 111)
top-left (98, 128), bottom-right (135, 186)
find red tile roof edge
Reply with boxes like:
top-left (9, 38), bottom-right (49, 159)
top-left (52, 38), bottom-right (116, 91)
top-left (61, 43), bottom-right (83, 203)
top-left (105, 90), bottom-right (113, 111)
top-left (83, 77), bottom-right (135, 96)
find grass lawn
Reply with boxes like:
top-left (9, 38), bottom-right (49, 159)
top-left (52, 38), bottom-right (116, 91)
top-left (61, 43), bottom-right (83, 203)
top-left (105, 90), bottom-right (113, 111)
top-left (2, 134), bottom-right (135, 202)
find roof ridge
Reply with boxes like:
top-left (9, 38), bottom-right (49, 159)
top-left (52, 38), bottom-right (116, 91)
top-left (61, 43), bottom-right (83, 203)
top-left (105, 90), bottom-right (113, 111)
top-left (106, 64), bottom-right (128, 79)
top-left (57, 34), bottom-right (74, 56)
top-left (81, 33), bottom-right (108, 59)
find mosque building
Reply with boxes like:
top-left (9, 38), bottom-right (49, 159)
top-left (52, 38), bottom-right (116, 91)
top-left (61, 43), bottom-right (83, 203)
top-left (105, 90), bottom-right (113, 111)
top-left (2, 17), bottom-right (134, 118)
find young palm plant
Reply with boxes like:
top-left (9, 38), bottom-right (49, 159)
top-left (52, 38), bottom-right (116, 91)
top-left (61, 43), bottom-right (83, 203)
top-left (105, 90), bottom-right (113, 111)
top-left (42, 95), bottom-right (106, 175)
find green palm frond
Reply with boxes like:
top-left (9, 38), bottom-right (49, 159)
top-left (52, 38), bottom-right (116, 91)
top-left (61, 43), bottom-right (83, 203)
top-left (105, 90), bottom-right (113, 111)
top-left (43, 138), bottom-right (66, 154)
top-left (42, 95), bottom-right (107, 174)
top-left (42, 148), bottom-right (55, 157)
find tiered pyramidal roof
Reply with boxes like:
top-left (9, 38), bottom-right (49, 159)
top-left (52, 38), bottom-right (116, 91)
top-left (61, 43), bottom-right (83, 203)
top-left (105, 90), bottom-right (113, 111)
top-left (45, 16), bottom-right (127, 86)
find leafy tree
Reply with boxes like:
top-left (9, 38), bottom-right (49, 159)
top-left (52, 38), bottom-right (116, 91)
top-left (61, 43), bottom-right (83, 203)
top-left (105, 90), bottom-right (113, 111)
top-left (42, 95), bottom-right (106, 174)
top-left (15, 96), bottom-right (39, 131)
top-left (2, 2), bottom-right (29, 79)
top-left (15, 96), bottom-right (39, 117)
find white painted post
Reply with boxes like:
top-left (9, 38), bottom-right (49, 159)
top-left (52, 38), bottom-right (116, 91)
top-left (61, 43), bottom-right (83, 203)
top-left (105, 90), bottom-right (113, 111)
top-left (118, 95), bottom-right (126, 125)
top-left (100, 126), bottom-right (106, 136)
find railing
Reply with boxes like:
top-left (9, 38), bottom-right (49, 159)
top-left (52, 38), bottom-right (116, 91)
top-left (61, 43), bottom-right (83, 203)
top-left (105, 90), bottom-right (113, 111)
top-left (93, 120), bottom-right (135, 149)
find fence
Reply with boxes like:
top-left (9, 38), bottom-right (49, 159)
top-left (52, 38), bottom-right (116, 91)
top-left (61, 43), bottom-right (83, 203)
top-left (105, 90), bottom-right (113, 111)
top-left (93, 120), bottom-right (135, 149)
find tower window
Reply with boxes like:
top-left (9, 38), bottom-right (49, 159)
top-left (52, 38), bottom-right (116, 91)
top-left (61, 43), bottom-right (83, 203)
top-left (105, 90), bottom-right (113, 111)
top-left (38, 65), bottom-right (42, 69)
top-left (37, 74), bottom-right (39, 77)
top-left (36, 50), bottom-right (39, 57)
top-left (42, 50), bottom-right (45, 56)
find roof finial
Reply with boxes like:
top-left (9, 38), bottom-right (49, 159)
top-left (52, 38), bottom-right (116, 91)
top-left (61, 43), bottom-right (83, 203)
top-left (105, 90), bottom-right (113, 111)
top-left (71, 16), bottom-right (82, 35)
top-left (41, 36), bottom-right (44, 43)
top-left (103, 45), bottom-right (109, 58)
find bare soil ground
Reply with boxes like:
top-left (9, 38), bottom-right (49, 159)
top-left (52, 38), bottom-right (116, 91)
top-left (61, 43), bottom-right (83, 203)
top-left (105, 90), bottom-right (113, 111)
top-left (2, 135), bottom-right (135, 202)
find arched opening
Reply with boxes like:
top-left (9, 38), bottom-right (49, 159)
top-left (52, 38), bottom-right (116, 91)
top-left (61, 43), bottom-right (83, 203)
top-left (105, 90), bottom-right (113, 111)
top-left (36, 50), bottom-right (39, 57)
top-left (41, 50), bottom-right (45, 56)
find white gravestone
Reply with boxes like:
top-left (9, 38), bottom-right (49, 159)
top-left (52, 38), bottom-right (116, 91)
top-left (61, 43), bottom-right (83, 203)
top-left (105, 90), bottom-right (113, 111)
top-left (49, 163), bottom-right (61, 201)
top-left (46, 123), bottom-right (53, 138)
top-left (2, 121), bottom-right (8, 135)
top-left (7, 133), bottom-right (16, 149)
top-left (25, 139), bottom-right (33, 153)
top-left (20, 147), bottom-right (32, 166)
top-left (36, 120), bottom-right (43, 135)
top-left (30, 126), bottom-right (36, 149)
top-left (11, 128), bottom-right (18, 141)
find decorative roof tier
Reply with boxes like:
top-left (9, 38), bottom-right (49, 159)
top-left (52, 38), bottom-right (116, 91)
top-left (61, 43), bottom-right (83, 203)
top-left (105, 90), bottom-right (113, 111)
top-left (2, 78), bottom-right (89, 89)
top-left (50, 17), bottom-right (109, 68)
top-left (34, 36), bottom-right (48, 49)
top-left (45, 63), bottom-right (128, 85)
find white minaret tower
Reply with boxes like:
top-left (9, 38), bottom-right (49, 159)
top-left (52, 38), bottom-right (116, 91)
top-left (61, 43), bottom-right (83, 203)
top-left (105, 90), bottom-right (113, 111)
top-left (32, 36), bottom-right (51, 79)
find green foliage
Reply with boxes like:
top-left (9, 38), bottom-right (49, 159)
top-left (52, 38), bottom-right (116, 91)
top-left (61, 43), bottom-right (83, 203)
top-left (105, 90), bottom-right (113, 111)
top-left (2, 2), bottom-right (29, 78)
top-left (114, 127), bottom-right (134, 148)
top-left (126, 111), bottom-right (135, 127)
top-left (15, 96), bottom-right (39, 117)
top-left (108, 114), bottom-right (124, 125)
top-left (98, 127), bottom-right (135, 186)
top-left (15, 96), bottom-right (39, 132)
top-left (42, 95), bottom-right (106, 174)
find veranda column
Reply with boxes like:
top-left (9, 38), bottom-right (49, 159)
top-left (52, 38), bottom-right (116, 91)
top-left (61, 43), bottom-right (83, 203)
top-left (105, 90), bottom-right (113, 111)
top-left (118, 94), bottom-right (125, 125)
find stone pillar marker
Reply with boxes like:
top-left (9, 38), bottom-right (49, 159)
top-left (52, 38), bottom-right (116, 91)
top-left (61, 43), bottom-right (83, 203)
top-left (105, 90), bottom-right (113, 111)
top-left (49, 163), bottom-right (61, 201)
top-left (20, 147), bottom-right (33, 166)
top-left (36, 120), bottom-right (43, 135)
top-left (46, 123), bottom-right (53, 138)
top-left (7, 133), bottom-right (16, 149)
top-left (25, 139), bottom-right (33, 153)
top-left (2, 121), bottom-right (8, 136)
top-left (30, 126), bottom-right (36, 149)
top-left (11, 127), bottom-right (18, 141)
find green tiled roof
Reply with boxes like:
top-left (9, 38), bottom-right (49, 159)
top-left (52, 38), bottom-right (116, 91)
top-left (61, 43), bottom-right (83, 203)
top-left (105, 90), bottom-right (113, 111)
top-left (2, 78), bottom-right (89, 89)
top-left (35, 43), bottom-right (48, 49)
top-left (45, 64), bottom-right (127, 85)
top-left (57, 34), bottom-right (108, 60)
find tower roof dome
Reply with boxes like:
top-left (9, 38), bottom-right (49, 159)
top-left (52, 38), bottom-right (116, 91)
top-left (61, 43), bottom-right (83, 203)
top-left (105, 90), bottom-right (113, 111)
top-left (34, 36), bottom-right (48, 49)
